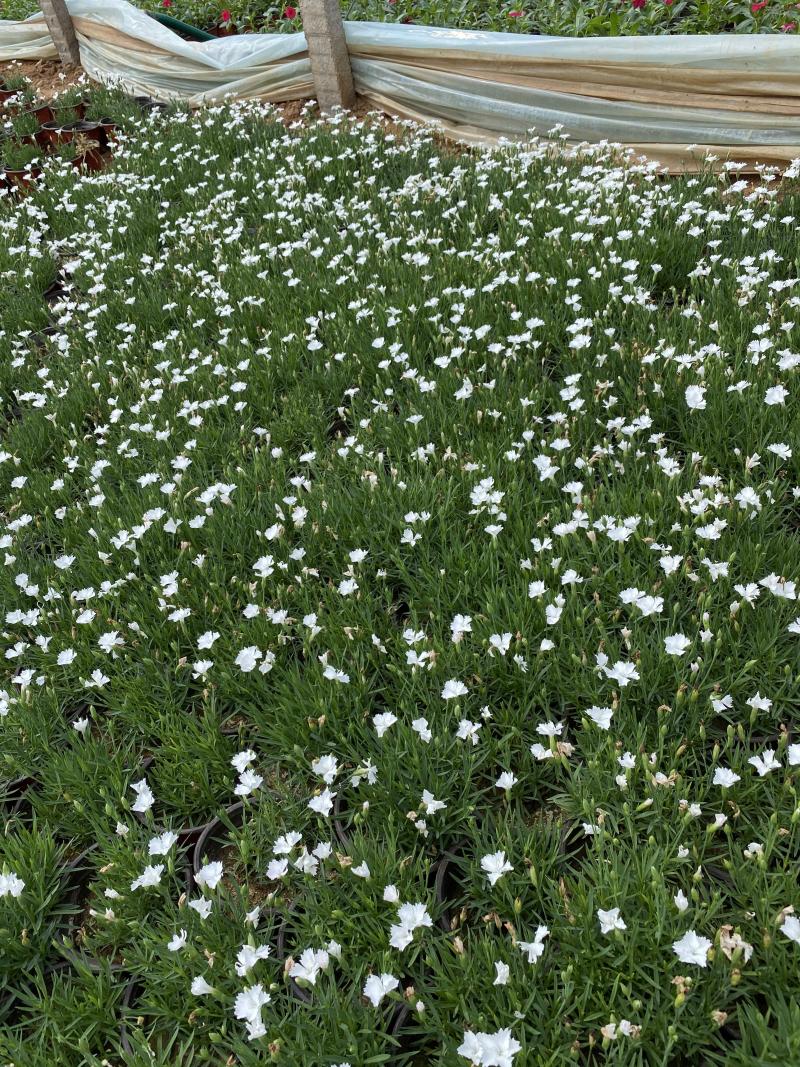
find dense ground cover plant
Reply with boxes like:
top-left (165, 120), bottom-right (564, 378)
top-left (3, 0), bottom-right (800, 34)
top-left (1, 93), bottom-right (800, 1065)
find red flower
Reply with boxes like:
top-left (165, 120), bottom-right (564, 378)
top-left (160, 0), bottom-right (172, 6)
top-left (631, 0), bottom-right (646, 8)
top-left (508, 9), bottom-right (524, 15)
top-left (284, 5), bottom-right (297, 16)
top-left (220, 8), bottom-right (231, 21)
top-left (782, 20), bottom-right (797, 28)
top-left (751, 0), bottom-right (767, 9)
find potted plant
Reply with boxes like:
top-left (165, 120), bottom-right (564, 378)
top-left (3, 141), bottom-right (42, 186)
top-left (11, 112), bottom-right (38, 145)
top-left (37, 109), bottom-right (80, 148)
top-left (0, 75), bottom-right (28, 105)
top-left (51, 86), bottom-right (87, 121)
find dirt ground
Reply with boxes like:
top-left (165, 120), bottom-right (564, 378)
top-left (0, 57), bottom-right (86, 97)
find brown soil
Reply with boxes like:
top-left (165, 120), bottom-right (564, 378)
top-left (0, 58), bottom-right (88, 98)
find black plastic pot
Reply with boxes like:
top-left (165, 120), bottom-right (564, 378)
top-left (189, 800), bottom-right (246, 891)
top-left (97, 117), bottom-right (118, 146)
top-left (332, 789), bottom-right (353, 850)
top-left (4, 775), bottom-right (38, 821)
top-left (275, 905), bottom-right (315, 1004)
top-left (432, 851), bottom-right (461, 933)
top-left (386, 1002), bottom-right (437, 1066)
top-left (56, 847), bottom-right (126, 975)
top-left (43, 278), bottom-right (68, 305)
top-left (119, 977), bottom-right (142, 1055)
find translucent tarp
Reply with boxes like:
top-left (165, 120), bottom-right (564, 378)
top-left (3, 0), bottom-right (800, 169)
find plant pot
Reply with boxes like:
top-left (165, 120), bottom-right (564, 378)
top-left (56, 847), bottom-right (127, 974)
top-left (70, 147), bottom-right (106, 174)
top-left (191, 800), bottom-right (247, 883)
top-left (119, 978), bottom-right (142, 1055)
top-left (32, 103), bottom-right (54, 125)
top-left (43, 279), bottom-right (68, 305)
top-left (432, 851), bottom-right (461, 933)
top-left (97, 117), bottom-right (118, 146)
top-left (37, 120), bottom-right (74, 147)
top-left (387, 1002), bottom-right (437, 1066)
top-left (67, 119), bottom-right (102, 137)
top-left (275, 905), bottom-right (315, 1004)
top-left (133, 96), bottom-right (167, 114)
top-left (3, 166), bottom-right (41, 190)
top-left (2, 775), bottom-right (37, 818)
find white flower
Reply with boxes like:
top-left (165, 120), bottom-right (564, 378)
top-left (602, 660), bottom-right (639, 687)
top-left (233, 983), bottom-right (271, 1025)
top-left (289, 947), bottom-right (330, 986)
top-left (352, 862), bottom-right (371, 879)
top-left (188, 897), bottom-right (213, 919)
top-left (597, 907), bottom-right (627, 935)
top-left (98, 630), bottom-right (123, 653)
top-left (780, 914), bottom-right (800, 944)
top-left (312, 754), bottom-right (339, 784)
top-left (411, 717), bottom-right (432, 742)
top-left (307, 788), bottom-right (335, 817)
top-left (674, 890), bottom-right (689, 913)
top-left (0, 871), bottom-right (25, 897)
top-left (495, 771), bottom-right (518, 791)
top-left (442, 679), bottom-right (468, 700)
top-left (685, 385), bottom-right (706, 410)
top-left (664, 633), bottom-right (691, 656)
top-left (130, 863), bottom-right (164, 891)
top-left (197, 630), bottom-right (220, 650)
top-left (235, 646), bottom-right (262, 672)
top-left (235, 769), bottom-right (264, 797)
top-left (266, 858), bottom-right (289, 880)
top-left (191, 976), bottom-right (214, 996)
top-left (764, 384), bottom-right (788, 406)
top-left (235, 944), bottom-right (272, 977)
top-left (420, 790), bottom-right (447, 815)
top-left (457, 1029), bottom-right (521, 1067)
top-left (493, 961), bottom-right (510, 986)
top-left (481, 850), bottom-right (513, 887)
top-left (148, 831), bottom-right (178, 856)
top-left (130, 778), bottom-right (154, 814)
top-left (585, 705), bottom-right (613, 730)
top-left (362, 972), bottom-right (399, 1007)
top-left (747, 749), bottom-right (780, 777)
top-left (712, 767), bottom-right (741, 788)
top-left (517, 924), bottom-right (549, 964)
top-left (672, 929), bottom-right (712, 967)
top-left (195, 861), bottom-right (224, 891)
top-left (168, 929), bottom-right (188, 952)
top-left (373, 712), bottom-right (398, 738)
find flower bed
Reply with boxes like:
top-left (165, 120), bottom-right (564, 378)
top-left (1, 90), bottom-right (800, 1065)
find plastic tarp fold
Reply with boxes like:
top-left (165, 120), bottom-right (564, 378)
top-left (3, 0), bottom-right (800, 169)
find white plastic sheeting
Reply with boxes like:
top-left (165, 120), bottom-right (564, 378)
top-left (3, 0), bottom-right (800, 168)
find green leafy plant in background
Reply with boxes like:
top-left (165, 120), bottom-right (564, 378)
top-left (2, 0), bottom-right (800, 33)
